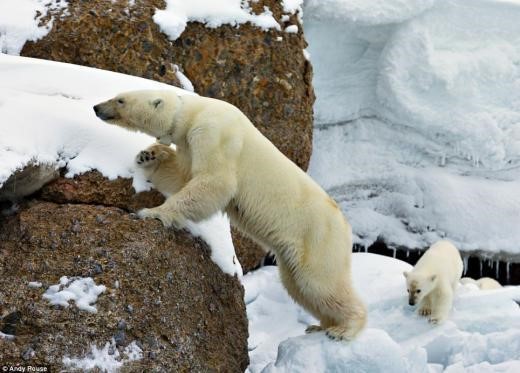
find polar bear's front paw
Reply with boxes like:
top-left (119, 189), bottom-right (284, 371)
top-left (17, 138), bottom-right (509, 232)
top-left (135, 150), bottom-right (158, 168)
top-left (137, 208), bottom-right (184, 229)
top-left (418, 306), bottom-right (432, 317)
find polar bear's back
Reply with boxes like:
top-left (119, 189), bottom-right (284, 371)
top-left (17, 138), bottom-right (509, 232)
top-left (415, 240), bottom-right (463, 285)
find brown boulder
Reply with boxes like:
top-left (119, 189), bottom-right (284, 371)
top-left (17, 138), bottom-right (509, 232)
top-left (40, 171), bottom-right (267, 272)
top-left (22, 0), bottom-right (314, 170)
top-left (0, 200), bottom-right (248, 372)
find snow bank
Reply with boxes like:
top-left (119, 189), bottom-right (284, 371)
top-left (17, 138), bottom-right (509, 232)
top-left (0, 54), bottom-right (240, 276)
top-left (305, 0), bottom-right (434, 25)
top-left (244, 253), bottom-right (520, 372)
top-left (43, 276), bottom-right (106, 313)
top-left (154, 0), bottom-right (281, 41)
top-left (305, 0), bottom-right (520, 255)
top-left (0, 0), bottom-right (67, 55)
top-left (62, 339), bottom-right (143, 373)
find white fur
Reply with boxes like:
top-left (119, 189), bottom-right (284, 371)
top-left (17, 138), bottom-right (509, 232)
top-left (461, 276), bottom-right (502, 290)
top-left (404, 240), bottom-right (463, 323)
top-left (94, 90), bottom-right (367, 341)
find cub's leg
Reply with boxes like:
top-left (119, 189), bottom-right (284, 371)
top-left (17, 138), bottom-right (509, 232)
top-left (429, 283), bottom-right (453, 324)
top-left (418, 294), bottom-right (433, 317)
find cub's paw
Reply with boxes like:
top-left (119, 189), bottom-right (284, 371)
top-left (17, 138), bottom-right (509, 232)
top-left (305, 325), bottom-right (323, 334)
top-left (428, 314), bottom-right (446, 325)
top-left (135, 150), bottom-right (158, 168)
top-left (418, 307), bottom-right (432, 317)
top-left (325, 326), bottom-right (356, 342)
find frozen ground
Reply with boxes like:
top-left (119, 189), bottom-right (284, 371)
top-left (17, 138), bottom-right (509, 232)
top-left (305, 0), bottom-right (520, 257)
top-left (0, 54), bottom-right (241, 277)
top-left (244, 253), bottom-right (520, 372)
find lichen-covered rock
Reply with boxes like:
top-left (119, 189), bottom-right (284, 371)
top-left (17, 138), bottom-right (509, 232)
top-left (40, 171), bottom-right (165, 213)
top-left (0, 163), bottom-right (59, 202)
top-left (39, 171), bottom-right (266, 272)
top-left (21, 0), bottom-right (314, 170)
top-left (0, 200), bottom-right (248, 372)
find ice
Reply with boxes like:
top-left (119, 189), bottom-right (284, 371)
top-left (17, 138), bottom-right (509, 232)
top-left (305, 0), bottom-right (520, 255)
top-left (154, 0), bottom-right (280, 41)
top-left (0, 54), bottom-right (240, 276)
top-left (244, 253), bottom-right (520, 372)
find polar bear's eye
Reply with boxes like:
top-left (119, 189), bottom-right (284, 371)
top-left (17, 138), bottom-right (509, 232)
top-left (416, 289), bottom-right (421, 293)
top-left (117, 98), bottom-right (125, 105)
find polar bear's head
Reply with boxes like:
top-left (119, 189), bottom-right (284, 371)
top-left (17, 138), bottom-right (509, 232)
top-left (94, 90), bottom-right (181, 142)
top-left (403, 271), bottom-right (437, 306)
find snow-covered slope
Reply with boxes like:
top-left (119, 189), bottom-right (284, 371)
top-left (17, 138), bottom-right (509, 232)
top-left (244, 253), bottom-right (520, 372)
top-left (0, 54), bottom-right (241, 277)
top-left (305, 0), bottom-right (520, 256)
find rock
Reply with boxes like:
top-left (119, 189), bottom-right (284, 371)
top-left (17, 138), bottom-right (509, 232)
top-left (40, 171), bottom-right (165, 213)
top-left (0, 201), bottom-right (248, 371)
top-left (41, 171), bottom-right (266, 271)
top-left (21, 0), bottom-right (314, 170)
top-left (0, 163), bottom-right (59, 202)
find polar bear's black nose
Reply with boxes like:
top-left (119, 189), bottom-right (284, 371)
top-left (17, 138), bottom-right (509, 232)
top-left (93, 105), bottom-right (100, 114)
top-left (408, 300), bottom-right (415, 306)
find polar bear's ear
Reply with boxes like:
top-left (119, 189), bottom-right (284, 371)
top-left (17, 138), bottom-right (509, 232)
top-left (430, 275), bottom-right (437, 282)
top-left (403, 271), bottom-right (409, 278)
top-left (152, 98), bottom-right (163, 109)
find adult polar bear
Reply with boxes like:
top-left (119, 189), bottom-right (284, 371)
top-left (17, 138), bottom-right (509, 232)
top-left (94, 90), bottom-right (366, 340)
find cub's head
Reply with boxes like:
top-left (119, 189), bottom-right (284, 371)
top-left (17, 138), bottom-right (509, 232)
top-left (93, 90), bottom-right (180, 141)
top-left (403, 271), bottom-right (437, 306)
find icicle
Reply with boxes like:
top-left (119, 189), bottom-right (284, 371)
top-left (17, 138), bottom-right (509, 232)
top-left (392, 248), bottom-right (396, 258)
top-left (406, 250), bottom-right (410, 258)
top-left (506, 262), bottom-right (511, 283)
top-left (364, 245), bottom-right (368, 253)
top-left (462, 256), bottom-right (469, 275)
top-left (479, 259), bottom-right (483, 277)
top-left (495, 260), bottom-right (500, 279)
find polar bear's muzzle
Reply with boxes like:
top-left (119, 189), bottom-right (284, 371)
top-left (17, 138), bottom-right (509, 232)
top-left (93, 102), bottom-right (121, 121)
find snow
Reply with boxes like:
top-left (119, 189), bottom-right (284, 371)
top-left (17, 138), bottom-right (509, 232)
top-left (0, 54), bottom-right (240, 276)
top-left (0, 0), bottom-right (67, 55)
top-left (173, 64), bottom-right (195, 92)
top-left (0, 331), bottom-right (15, 341)
top-left (154, 0), bottom-right (280, 41)
top-left (28, 281), bottom-right (43, 288)
top-left (305, 0), bottom-right (435, 25)
top-left (284, 25), bottom-right (298, 34)
top-left (185, 212), bottom-right (243, 278)
top-left (62, 339), bottom-right (143, 373)
top-left (282, 0), bottom-right (304, 15)
top-left (305, 0), bottom-right (520, 256)
top-left (43, 276), bottom-right (106, 313)
top-left (244, 253), bottom-right (520, 372)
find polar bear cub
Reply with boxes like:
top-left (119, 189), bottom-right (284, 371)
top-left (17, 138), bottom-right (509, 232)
top-left (94, 90), bottom-right (367, 341)
top-left (461, 277), bottom-right (502, 290)
top-left (404, 240), bottom-right (463, 323)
